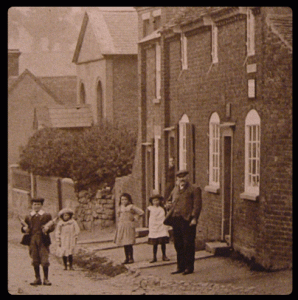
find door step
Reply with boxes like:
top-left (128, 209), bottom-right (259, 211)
top-left (205, 241), bottom-right (231, 256)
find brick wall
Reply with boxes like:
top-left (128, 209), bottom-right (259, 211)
top-left (161, 9), bottom-right (291, 269)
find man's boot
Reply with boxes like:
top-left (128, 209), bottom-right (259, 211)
top-left (42, 266), bottom-right (52, 285)
top-left (62, 256), bottom-right (68, 270)
top-left (30, 266), bottom-right (42, 285)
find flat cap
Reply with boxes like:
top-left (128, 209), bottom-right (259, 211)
top-left (175, 169), bottom-right (189, 177)
top-left (30, 197), bottom-right (44, 204)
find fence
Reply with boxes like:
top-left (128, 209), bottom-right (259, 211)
top-left (9, 165), bottom-right (77, 218)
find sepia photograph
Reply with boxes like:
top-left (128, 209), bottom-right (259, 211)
top-left (8, 6), bottom-right (292, 295)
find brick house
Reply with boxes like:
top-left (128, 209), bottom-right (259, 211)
top-left (72, 7), bottom-right (138, 133)
top-left (134, 7), bottom-right (292, 270)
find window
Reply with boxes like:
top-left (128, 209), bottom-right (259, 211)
top-left (247, 9), bottom-right (255, 56)
top-left (143, 19), bottom-right (150, 37)
top-left (244, 109), bottom-right (260, 197)
top-left (209, 113), bottom-right (220, 187)
top-left (178, 114), bottom-right (195, 183)
top-left (211, 24), bottom-right (218, 63)
top-left (152, 9), bottom-right (161, 30)
top-left (153, 15), bottom-right (161, 30)
top-left (155, 43), bottom-right (161, 101)
top-left (80, 82), bottom-right (86, 104)
top-left (181, 33), bottom-right (188, 70)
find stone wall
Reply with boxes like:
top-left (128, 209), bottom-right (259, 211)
top-left (75, 187), bottom-right (115, 231)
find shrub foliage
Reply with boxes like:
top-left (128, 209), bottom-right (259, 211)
top-left (19, 123), bottom-right (137, 191)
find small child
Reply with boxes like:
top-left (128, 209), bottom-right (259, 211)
top-left (147, 194), bottom-right (170, 263)
top-left (55, 208), bottom-right (80, 270)
top-left (114, 193), bottom-right (144, 264)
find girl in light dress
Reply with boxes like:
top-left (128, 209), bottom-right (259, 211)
top-left (55, 208), bottom-right (80, 270)
top-left (114, 193), bottom-right (144, 264)
top-left (147, 194), bottom-right (170, 263)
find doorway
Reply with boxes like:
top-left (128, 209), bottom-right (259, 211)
top-left (221, 124), bottom-right (234, 246)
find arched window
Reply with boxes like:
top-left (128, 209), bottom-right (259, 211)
top-left (96, 80), bottom-right (103, 122)
top-left (209, 112), bottom-right (220, 187)
top-left (244, 109), bottom-right (260, 195)
top-left (80, 82), bottom-right (86, 104)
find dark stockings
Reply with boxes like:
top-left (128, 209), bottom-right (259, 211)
top-left (62, 255), bottom-right (73, 270)
top-left (34, 265), bottom-right (40, 279)
top-left (150, 243), bottom-right (168, 263)
top-left (123, 245), bottom-right (134, 263)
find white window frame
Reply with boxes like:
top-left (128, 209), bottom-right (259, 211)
top-left (181, 33), bottom-right (188, 70)
top-left (179, 114), bottom-right (189, 170)
top-left (155, 42), bottom-right (161, 101)
top-left (244, 109), bottom-right (260, 196)
top-left (209, 112), bottom-right (220, 187)
top-left (211, 24), bottom-right (218, 63)
top-left (247, 8), bottom-right (255, 56)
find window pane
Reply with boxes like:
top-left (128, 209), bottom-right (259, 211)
top-left (252, 142), bottom-right (256, 158)
top-left (252, 160), bottom-right (256, 174)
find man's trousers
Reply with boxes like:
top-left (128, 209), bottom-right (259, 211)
top-left (172, 216), bottom-right (196, 272)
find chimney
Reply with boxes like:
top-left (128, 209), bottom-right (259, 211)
top-left (8, 49), bottom-right (21, 77)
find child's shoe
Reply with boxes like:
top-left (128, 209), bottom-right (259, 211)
top-left (162, 255), bottom-right (170, 261)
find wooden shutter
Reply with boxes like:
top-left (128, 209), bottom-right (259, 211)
top-left (175, 124), bottom-right (179, 172)
top-left (186, 123), bottom-right (195, 184)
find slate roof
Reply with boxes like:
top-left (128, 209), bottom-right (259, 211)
top-left (8, 69), bottom-right (77, 106)
top-left (73, 8), bottom-right (138, 62)
top-left (39, 76), bottom-right (77, 106)
top-left (161, 7), bottom-right (229, 30)
top-left (266, 14), bottom-right (292, 51)
top-left (36, 105), bottom-right (93, 128)
top-left (8, 69), bottom-right (63, 105)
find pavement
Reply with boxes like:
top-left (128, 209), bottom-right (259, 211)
top-left (77, 234), bottom-right (214, 270)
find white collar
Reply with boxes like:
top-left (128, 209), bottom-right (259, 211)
top-left (30, 209), bottom-right (45, 216)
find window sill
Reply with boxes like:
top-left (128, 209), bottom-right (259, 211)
top-left (240, 192), bottom-right (259, 201)
top-left (204, 185), bottom-right (220, 194)
top-left (153, 97), bottom-right (161, 104)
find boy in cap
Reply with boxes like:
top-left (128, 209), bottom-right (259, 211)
top-left (165, 170), bottom-right (202, 275)
top-left (21, 198), bottom-right (55, 285)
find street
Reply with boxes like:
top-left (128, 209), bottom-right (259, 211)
top-left (8, 218), bottom-right (292, 295)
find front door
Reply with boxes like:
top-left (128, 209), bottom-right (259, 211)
top-left (221, 124), bottom-right (234, 246)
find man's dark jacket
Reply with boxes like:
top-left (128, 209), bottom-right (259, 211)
top-left (167, 182), bottom-right (202, 222)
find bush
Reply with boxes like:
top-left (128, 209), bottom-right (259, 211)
top-left (19, 123), bottom-right (137, 191)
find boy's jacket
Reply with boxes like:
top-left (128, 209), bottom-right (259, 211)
top-left (21, 211), bottom-right (55, 246)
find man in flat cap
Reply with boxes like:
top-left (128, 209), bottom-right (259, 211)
top-left (165, 170), bottom-right (202, 275)
top-left (21, 198), bottom-right (55, 285)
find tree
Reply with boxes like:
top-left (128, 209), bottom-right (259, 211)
top-left (19, 124), bottom-right (137, 191)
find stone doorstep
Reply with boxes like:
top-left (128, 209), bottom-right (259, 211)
top-left (205, 241), bottom-right (231, 256)
top-left (128, 250), bottom-right (214, 270)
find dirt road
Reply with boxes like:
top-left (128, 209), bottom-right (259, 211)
top-left (8, 217), bottom-right (292, 295)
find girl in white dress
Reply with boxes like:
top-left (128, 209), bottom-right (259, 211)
top-left (147, 194), bottom-right (170, 263)
top-left (55, 208), bottom-right (80, 270)
top-left (114, 193), bottom-right (144, 264)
